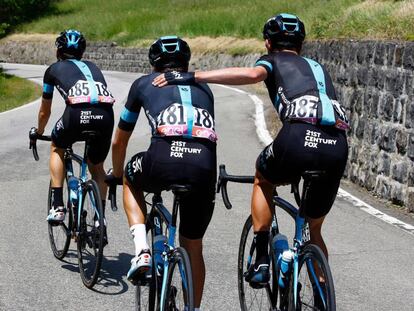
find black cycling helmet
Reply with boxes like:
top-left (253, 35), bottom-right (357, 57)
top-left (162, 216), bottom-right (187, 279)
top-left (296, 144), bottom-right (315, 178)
top-left (55, 29), bottom-right (86, 60)
top-left (149, 36), bottom-right (191, 70)
top-left (262, 13), bottom-right (305, 50)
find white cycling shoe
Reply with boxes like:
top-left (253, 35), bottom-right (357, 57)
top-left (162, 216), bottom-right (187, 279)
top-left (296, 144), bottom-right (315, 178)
top-left (127, 249), bottom-right (152, 285)
top-left (46, 207), bottom-right (66, 224)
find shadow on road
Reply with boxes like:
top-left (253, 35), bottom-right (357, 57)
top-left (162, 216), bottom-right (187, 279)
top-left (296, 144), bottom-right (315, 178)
top-left (57, 249), bottom-right (133, 295)
top-left (92, 252), bottom-right (132, 295)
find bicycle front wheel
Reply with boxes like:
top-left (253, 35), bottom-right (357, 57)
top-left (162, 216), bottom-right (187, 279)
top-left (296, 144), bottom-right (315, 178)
top-left (47, 180), bottom-right (72, 260)
top-left (162, 247), bottom-right (194, 311)
top-left (288, 244), bottom-right (336, 311)
top-left (77, 179), bottom-right (104, 288)
top-left (238, 215), bottom-right (275, 311)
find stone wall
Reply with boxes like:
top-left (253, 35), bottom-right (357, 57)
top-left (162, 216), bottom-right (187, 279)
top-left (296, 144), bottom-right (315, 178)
top-left (302, 41), bottom-right (414, 211)
top-left (0, 39), bottom-right (413, 210)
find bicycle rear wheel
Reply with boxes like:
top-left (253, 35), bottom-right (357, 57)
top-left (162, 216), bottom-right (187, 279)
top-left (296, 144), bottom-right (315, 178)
top-left (162, 247), bottom-right (194, 311)
top-left (238, 215), bottom-right (275, 311)
top-left (288, 244), bottom-right (336, 311)
top-left (47, 180), bottom-right (72, 260)
top-left (77, 179), bottom-right (104, 288)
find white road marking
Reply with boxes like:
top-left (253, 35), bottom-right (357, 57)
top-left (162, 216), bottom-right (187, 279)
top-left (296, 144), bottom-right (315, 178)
top-left (0, 97), bottom-right (41, 115)
top-left (216, 84), bottom-right (414, 236)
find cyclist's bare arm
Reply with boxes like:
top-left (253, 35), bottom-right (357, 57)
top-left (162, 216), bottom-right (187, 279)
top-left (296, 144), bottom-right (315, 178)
top-left (152, 66), bottom-right (267, 87)
top-left (111, 127), bottom-right (133, 178)
top-left (37, 98), bottom-right (52, 135)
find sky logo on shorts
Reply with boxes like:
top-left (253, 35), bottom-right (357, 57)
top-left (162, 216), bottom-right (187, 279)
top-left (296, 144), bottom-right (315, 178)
top-left (132, 156), bottom-right (143, 173)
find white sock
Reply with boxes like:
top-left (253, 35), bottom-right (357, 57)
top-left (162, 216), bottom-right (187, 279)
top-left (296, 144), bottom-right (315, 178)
top-left (130, 224), bottom-right (149, 256)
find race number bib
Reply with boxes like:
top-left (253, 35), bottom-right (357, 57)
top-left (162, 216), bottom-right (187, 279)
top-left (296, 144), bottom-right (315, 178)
top-left (284, 95), bottom-right (319, 123)
top-left (284, 95), bottom-right (350, 130)
top-left (156, 103), bottom-right (217, 142)
top-left (67, 80), bottom-right (115, 104)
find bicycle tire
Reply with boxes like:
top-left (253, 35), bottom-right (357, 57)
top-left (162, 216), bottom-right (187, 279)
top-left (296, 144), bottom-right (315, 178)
top-left (238, 215), bottom-right (275, 311)
top-left (135, 211), bottom-right (160, 311)
top-left (47, 180), bottom-right (72, 260)
top-left (77, 179), bottom-right (104, 288)
top-left (162, 247), bottom-right (194, 311)
top-left (288, 244), bottom-right (336, 311)
top-left (135, 267), bottom-right (156, 311)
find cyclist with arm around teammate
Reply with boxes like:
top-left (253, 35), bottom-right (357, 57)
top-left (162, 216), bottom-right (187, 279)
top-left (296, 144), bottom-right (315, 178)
top-left (153, 14), bottom-right (349, 288)
top-left (34, 30), bottom-right (115, 241)
top-left (110, 36), bottom-right (216, 310)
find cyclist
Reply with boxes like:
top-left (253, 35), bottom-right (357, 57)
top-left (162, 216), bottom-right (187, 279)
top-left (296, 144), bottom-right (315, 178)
top-left (153, 14), bottom-right (349, 290)
top-left (33, 30), bottom-right (115, 241)
top-left (110, 36), bottom-right (216, 310)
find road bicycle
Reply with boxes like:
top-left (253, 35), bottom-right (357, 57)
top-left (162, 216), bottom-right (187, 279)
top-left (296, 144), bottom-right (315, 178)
top-left (29, 128), bottom-right (108, 288)
top-left (217, 164), bottom-right (336, 311)
top-left (108, 182), bottom-right (194, 311)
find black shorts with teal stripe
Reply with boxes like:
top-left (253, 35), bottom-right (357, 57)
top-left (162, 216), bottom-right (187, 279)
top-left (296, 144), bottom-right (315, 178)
top-left (125, 136), bottom-right (217, 240)
top-left (256, 122), bottom-right (348, 218)
top-left (51, 104), bottom-right (114, 164)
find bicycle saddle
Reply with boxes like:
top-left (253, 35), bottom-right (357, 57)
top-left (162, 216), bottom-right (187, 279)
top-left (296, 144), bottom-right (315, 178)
top-left (80, 130), bottom-right (100, 140)
top-left (169, 184), bottom-right (192, 194)
top-left (301, 170), bottom-right (326, 181)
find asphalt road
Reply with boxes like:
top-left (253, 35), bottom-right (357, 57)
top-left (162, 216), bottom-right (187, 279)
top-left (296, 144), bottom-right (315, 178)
top-left (0, 63), bottom-right (413, 311)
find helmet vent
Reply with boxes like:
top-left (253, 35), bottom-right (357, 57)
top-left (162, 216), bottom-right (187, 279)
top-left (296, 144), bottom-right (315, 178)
top-left (161, 38), bottom-right (180, 53)
top-left (282, 18), bottom-right (299, 32)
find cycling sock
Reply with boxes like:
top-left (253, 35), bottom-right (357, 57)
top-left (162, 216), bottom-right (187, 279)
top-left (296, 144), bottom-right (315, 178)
top-left (130, 224), bottom-right (150, 256)
top-left (254, 231), bottom-right (269, 265)
top-left (51, 187), bottom-right (64, 208)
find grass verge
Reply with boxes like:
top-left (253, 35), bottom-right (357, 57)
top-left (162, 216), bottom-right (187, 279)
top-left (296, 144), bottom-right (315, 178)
top-left (14, 0), bottom-right (414, 45)
top-left (0, 69), bottom-right (42, 113)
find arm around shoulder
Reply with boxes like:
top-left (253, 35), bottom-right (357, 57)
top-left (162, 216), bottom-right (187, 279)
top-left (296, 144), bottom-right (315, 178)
top-left (195, 66), bottom-right (267, 85)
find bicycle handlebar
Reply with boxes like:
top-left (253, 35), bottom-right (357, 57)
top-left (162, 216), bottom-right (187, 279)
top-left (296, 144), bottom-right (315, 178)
top-left (216, 164), bottom-right (254, 210)
top-left (106, 169), bottom-right (122, 212)
top-left (29, 127), bottom-right (51, 161)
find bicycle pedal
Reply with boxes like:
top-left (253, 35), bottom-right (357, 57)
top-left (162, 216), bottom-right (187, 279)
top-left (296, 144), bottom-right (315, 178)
top-left (129, 270), bottom-right (152, 286)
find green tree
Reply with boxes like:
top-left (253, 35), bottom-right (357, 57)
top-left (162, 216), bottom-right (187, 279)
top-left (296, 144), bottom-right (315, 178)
top-left (0, 0), bottom-right (54, 37)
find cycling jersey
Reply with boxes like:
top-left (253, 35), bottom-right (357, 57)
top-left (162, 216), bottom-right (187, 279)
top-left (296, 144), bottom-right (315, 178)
top-left (42, 59), bottom-right (115, 105)
top-left (121, 72), bottom-right (217, 239)
top-left (119, 73), bottom-right (217, 142)
top-left (255, 52), bottom-right (349, 130)
top-left (43, 59), bottom-right (115, 164)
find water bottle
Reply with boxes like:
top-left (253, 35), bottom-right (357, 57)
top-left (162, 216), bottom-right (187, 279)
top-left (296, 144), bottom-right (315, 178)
top-left (68, 176), bottom-right (79, 206)
top-left (278, 249), bottom-right (293, 288)
top-left (153, 235), bottom-right (166, 273)
top-left (272, 233), bottom-right (289, 262)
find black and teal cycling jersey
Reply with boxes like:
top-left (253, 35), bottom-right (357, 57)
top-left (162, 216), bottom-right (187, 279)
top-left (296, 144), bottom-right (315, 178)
top-left (42, 59), bottom-right (115, 105)
top-left (255, 51), bottom-right (349, 130)
top-left (118, 72), bottom-right (217, 142)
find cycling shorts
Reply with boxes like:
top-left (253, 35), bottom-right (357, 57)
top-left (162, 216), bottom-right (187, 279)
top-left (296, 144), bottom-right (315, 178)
top-left (256, 121), bottom-right (348, 219)
top-left (51, 104), bottom-right (114, 164)
top-left (125, 137), bottom-right (217, 239)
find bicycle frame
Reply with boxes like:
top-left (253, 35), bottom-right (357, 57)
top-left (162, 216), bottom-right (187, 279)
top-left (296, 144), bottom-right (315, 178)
top-left (64, 142), bottom-right (103, 236)
top-left (149, 193), bottom-right (190, 310)
top-left (217, 164), bottom-right (327, 310)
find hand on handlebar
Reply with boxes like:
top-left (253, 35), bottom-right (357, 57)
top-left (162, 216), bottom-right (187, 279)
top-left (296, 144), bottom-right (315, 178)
top-left (29, 127), bottom-right (39, 142)
top-left (105, 172), bottom-right (123, 186)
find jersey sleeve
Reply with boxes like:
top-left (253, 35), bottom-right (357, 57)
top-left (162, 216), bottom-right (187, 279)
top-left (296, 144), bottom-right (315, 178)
top-left (118, 79), bottom-right (142, 132)
top-left (42, 66), bottom-right (55, 100)
top-left (254, 54), bottom-right (274, 75)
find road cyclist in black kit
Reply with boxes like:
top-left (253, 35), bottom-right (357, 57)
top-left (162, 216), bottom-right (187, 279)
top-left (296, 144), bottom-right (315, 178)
top-left (153, 13), bottom-right (349, 308)
top-left (31, 29), bottom-right (115, 243)
top-left (109, 36), bottom-right (216, 310)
